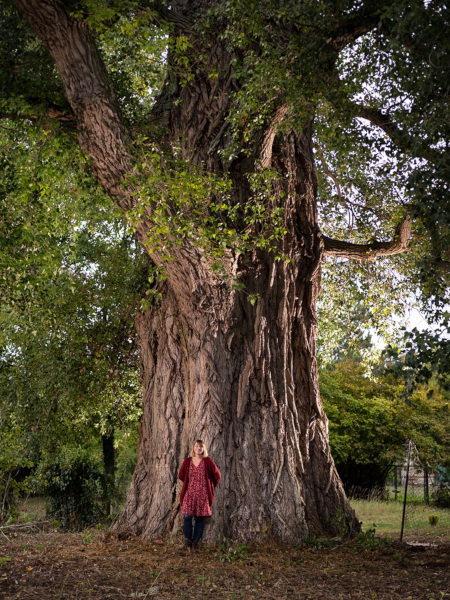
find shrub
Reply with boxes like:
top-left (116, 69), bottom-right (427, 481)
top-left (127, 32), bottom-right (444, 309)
top-left (39, 449), bottom-right (106, 530)
top-left (0, 456), bottom-right (32, 525)
top-left (432, 485), bottom-right (450, 508)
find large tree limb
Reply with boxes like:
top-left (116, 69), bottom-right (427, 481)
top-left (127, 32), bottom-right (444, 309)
top-left (354, 103), bottom-right (444, 165)
top-left (323, 218), bottom-right (412, 260)
top-left (326, 0), bottom-right (396, 51)
top-left (15, 0), bottom-right (132, 207)
top-left (259, 105), bottom-right (289, 169)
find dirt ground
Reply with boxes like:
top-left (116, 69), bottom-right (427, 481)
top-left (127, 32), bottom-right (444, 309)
top-left (0, 528), bottom-right (449, 600)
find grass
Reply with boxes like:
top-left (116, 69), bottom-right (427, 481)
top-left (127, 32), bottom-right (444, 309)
top-left (351, 498), bottom-right (450, 542)
top-left (16, 496), bottom-right (47, 522)
top-left (17, 495), bottom-right (450, 543)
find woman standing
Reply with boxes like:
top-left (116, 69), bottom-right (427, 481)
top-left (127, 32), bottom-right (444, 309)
top-left (178, 440), bottom-right (221, 549)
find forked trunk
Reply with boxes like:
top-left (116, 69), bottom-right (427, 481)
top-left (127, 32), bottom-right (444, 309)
top-left (115, 129), bottom-right (358, 542)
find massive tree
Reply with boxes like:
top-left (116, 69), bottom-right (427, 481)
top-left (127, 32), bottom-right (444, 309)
top-left (6, 0), bottom-right (448, 542)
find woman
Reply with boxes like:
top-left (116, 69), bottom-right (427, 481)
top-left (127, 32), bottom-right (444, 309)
top-left (178, 439), bottom-right (221, 549)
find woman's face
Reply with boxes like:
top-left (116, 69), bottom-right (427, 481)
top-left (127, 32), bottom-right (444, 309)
top-left (194, 443), bottom-right (204, 456)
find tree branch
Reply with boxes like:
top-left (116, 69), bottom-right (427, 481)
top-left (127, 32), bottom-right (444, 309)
top-left (259, 105), bottom-right (289, 168)
top-left (323, 218), bottom-right (412, 260)
top-left (353, 103), bottom-right (444, 165)
top-left (15, 0), bottom-right (133, 207)
top-left (313, 143), bottom-right (344, 202)
top-left (326, 1), bottom-right (396, 51)
top-left (145, 2), bottom-right (193, 30)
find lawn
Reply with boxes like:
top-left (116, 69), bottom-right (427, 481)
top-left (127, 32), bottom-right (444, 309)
top-left (351, 498), bottom-right (450, 542)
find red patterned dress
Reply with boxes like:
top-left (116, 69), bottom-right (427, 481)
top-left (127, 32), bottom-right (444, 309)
top-left (181, 459), bottom-right (212, 517)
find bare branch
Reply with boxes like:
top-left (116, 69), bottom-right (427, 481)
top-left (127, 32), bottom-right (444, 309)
top-left (323, 218), bottom-right (412, 260)
top-left (313, 143), bottom-right (344, 202)
top-left (314, 144), bottom-right (383, 221)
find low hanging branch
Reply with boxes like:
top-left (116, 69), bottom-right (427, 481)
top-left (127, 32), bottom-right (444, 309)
top-left (323, 217), bottom-right (412, 260)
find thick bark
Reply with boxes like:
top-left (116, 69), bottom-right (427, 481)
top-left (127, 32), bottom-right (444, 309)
top-left (17, 0), bottom-right (361, 543)
top-left (14, 0), bottom-right (132, 205)
top-left (116, 128), bottom-right (358, 542)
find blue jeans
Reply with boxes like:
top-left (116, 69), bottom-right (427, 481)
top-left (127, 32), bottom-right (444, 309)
top-left (183, 515), bottom-right (205, 544)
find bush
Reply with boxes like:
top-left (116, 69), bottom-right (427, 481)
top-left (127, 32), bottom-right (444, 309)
top-left (0, 456), bottom-right (32, 525)
top-left (0, 470), bottom-right (27, 524)
top-left (39, 449), bottom-right (106, 530)
top-left (432, 485), bottom-right (450, 508)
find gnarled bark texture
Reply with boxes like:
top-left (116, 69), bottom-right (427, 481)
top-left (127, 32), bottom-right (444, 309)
top-left (16, 0), bottom-right (360, 543)
top-left (117, 126), bottom-right (357, 542)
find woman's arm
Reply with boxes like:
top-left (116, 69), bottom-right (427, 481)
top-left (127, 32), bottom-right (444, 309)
top-left (208, 458), bottom-right (221, 487)
top-left (178, 457), bottom-right (190, 481)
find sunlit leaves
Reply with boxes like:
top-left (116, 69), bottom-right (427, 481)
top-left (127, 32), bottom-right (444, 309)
top-left (127, 150), bottom-right (288, 265)
top-left (321, 359), bottom-right (450, 471)
top-left (0, 118), bottom-right (146, 464)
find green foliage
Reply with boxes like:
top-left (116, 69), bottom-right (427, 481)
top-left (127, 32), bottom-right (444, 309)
top-left (81, 529), bottom-right (94, 545)
top-left (38, 448), bottom-right (106, 530)
top-left (0, 2), bottom-right (63, 106)
top-left (317, 261), bottom-right (409, 366)
top-left (352, 525), bottom-right (390, 552)
top-left (127, 151), bottom-right (289, 267)
top-left (301, 536), bottom-right (336, 551)
top-left (320, 361), bottom-right (404, 467)
top-left (0, 115), bottom-right (145, 511)
top-left (1, 0), bottom-right (449, 529)
top-left (96, 10), bottom-right (167, 122)
top-left (382, 316), bottom-right (450, 391)
top-left (0, 413), bottom-right (32, 524)
top-left (432, 487), bottom-right (450, 509)
top-left (110, 425), bottom-right (140, 511)
top-left (321, 360), bottom-right (450, 494)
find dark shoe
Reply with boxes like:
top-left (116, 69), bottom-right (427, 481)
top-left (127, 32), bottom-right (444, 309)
top-left (184, 538), bottom-right (192, 549)
top-left (192, 541), bottom-right (200, 551)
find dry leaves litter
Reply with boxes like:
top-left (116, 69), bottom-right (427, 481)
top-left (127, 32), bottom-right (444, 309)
top-left (0, 528), bottom-right (448, 600)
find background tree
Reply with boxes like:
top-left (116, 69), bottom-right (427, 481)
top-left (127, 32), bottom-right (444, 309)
top-left (320, 360), bottom-right (404, 497)
top-left (0, 115), bottom-right (148, 517)
top-left (3, 0), bottom-right (448, 542)
top-left (320, 360), bottom-right (449, 499)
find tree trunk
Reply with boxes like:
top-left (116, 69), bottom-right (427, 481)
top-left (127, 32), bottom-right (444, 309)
top-left (115, 128), bottom-right (358, 543)
top-left (423, 465), bottom-right (430, 505)
top-left (102, 430), bottom-right (116, 514)
top-left (16, 0), bottom-right (359, 544)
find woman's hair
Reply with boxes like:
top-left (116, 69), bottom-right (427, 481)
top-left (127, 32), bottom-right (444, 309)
top-left (191, 439), bottom-right (208, 457)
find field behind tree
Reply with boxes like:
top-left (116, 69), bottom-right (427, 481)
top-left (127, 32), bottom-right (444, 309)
top-left (351, 498), bottom-right (450, 543)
